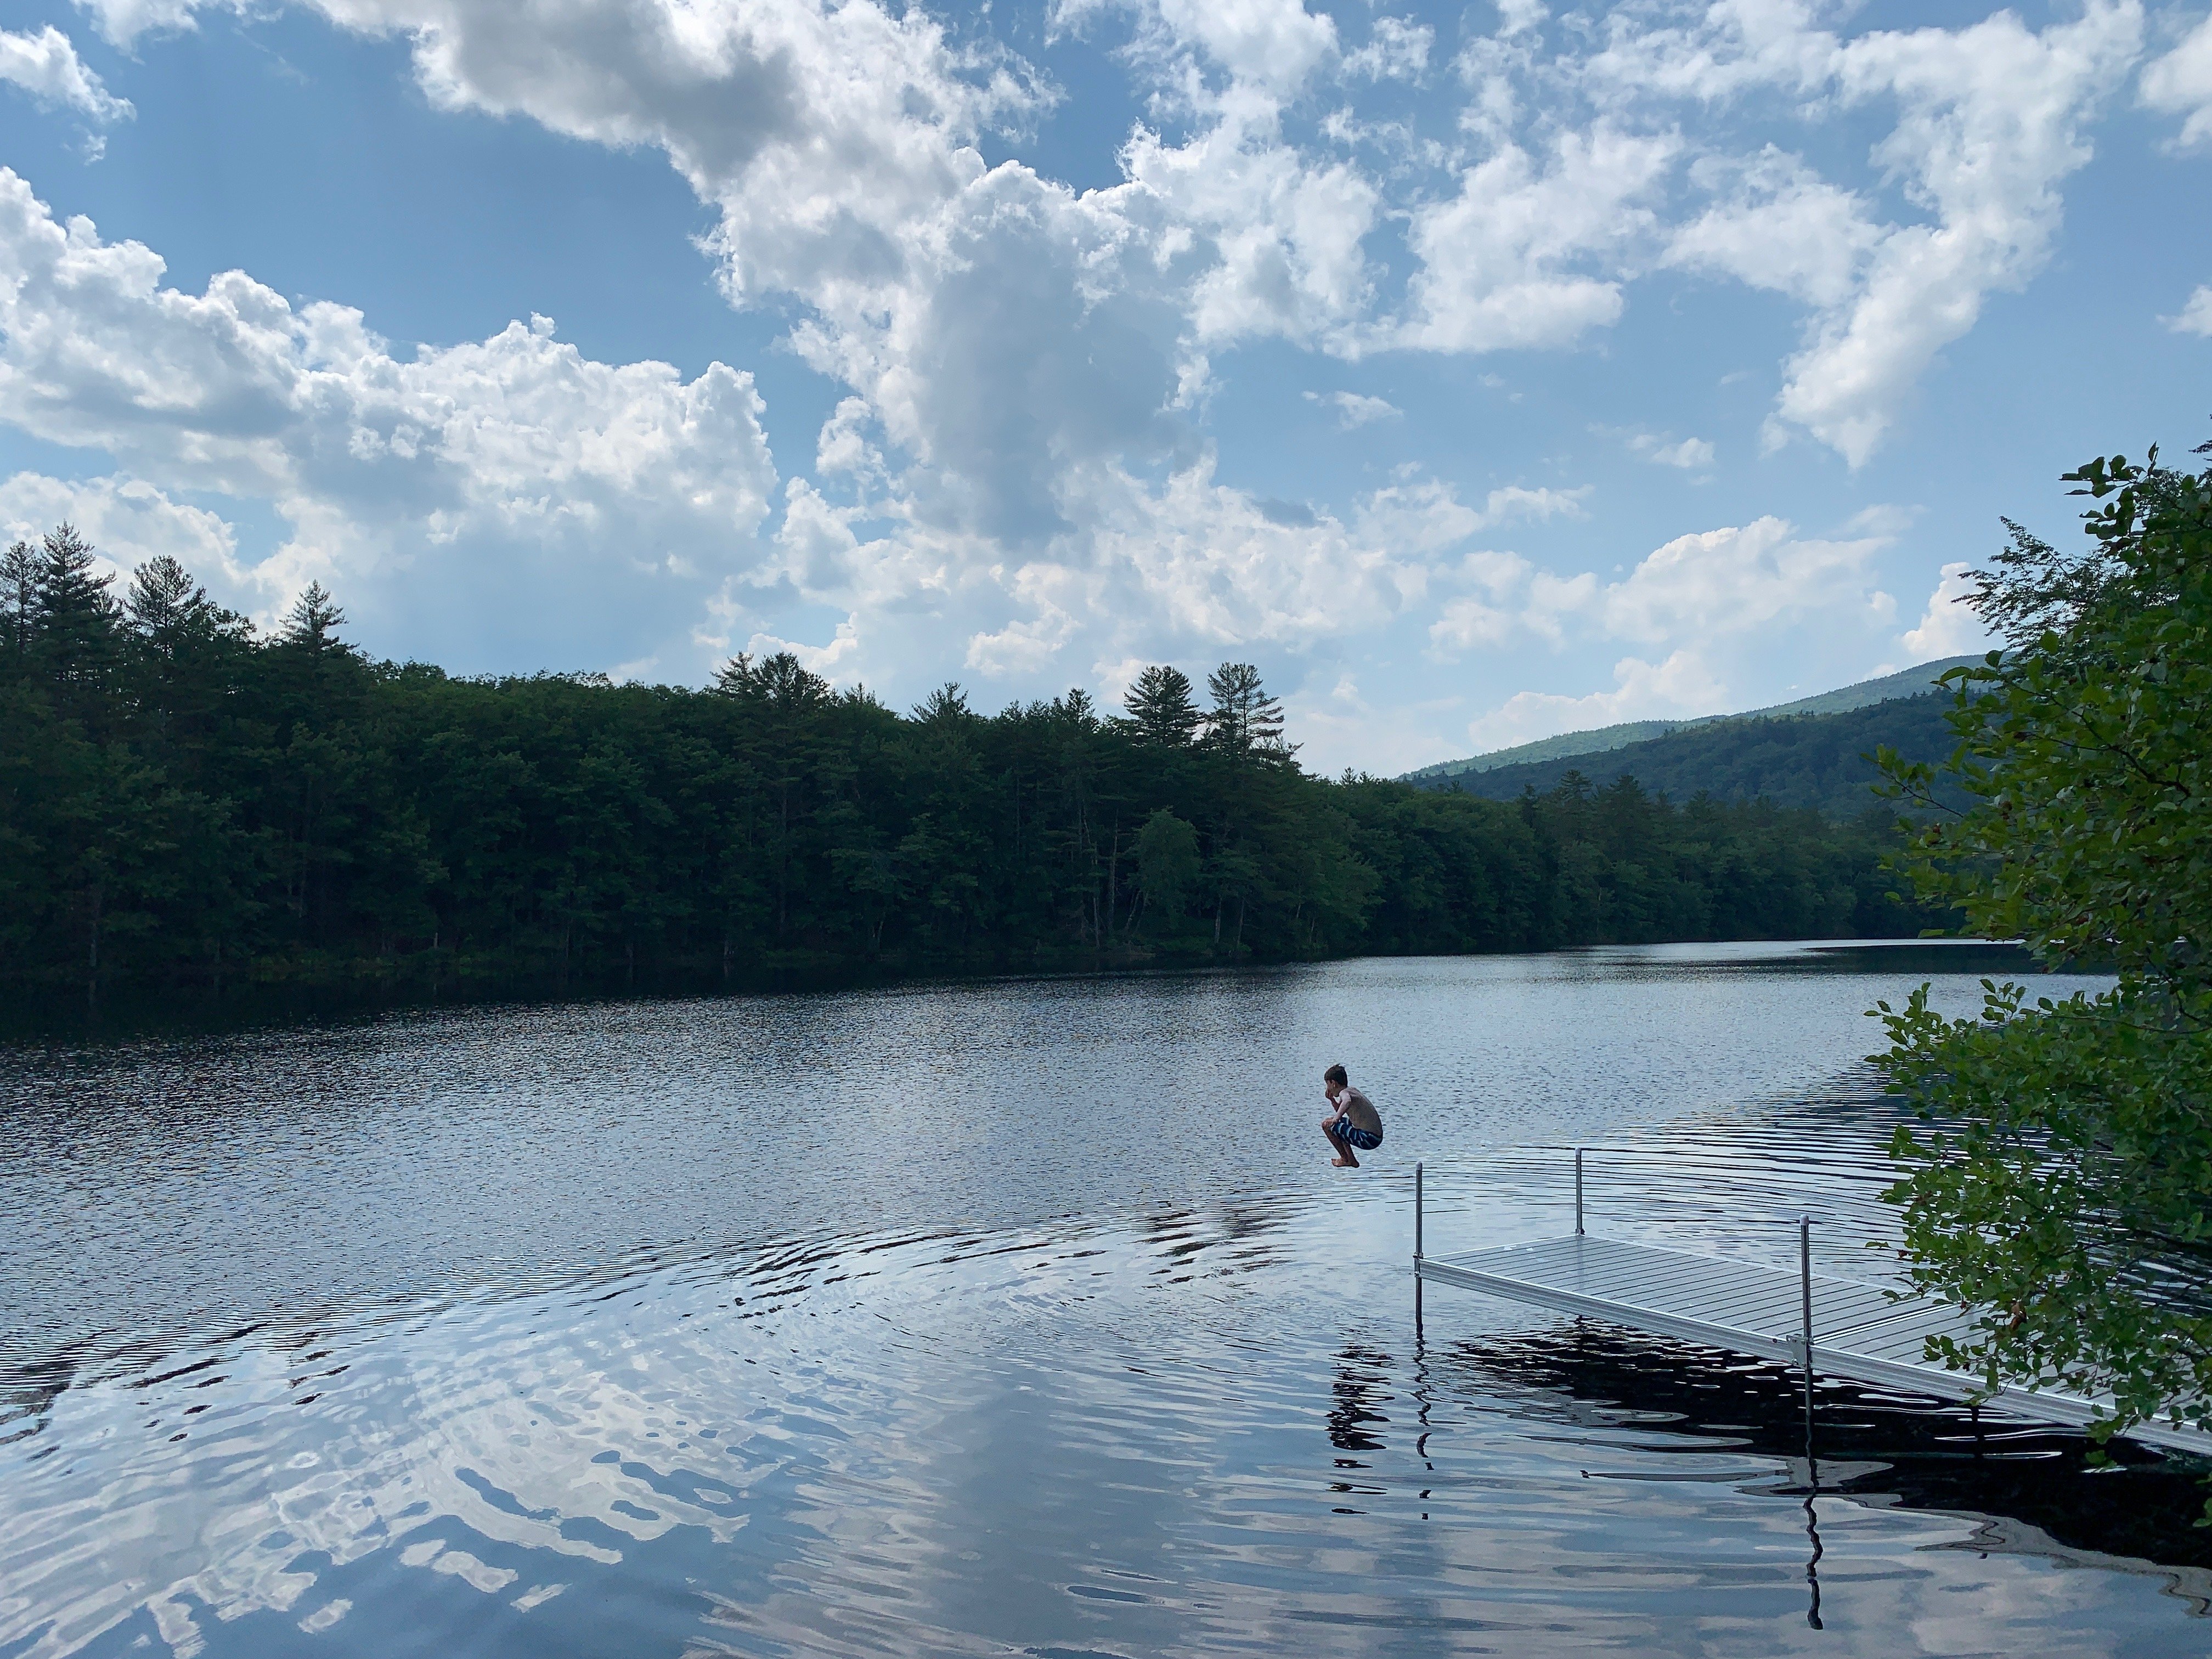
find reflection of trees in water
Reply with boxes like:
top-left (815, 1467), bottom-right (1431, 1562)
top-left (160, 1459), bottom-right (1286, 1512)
top-left (1206, 1198), bottom-right (1290, 1245)
top-left (0, 1350), bottom-right (77, 1442)
top-left (1323, 1345), bottom-right (1397, 1514)
top-left (1433, 1321), bottom-right (2212, 1591)
top-left (1129, 1200), bottom-right (1297, 1280)
top-left (1327, 1345), bottom-right (1394, 1455)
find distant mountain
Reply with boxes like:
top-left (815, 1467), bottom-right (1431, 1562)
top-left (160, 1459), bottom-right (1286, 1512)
top-left (1403, 718), bottom-right (1685, 777)
top-left (1404, 657), bottom-right (1980, 783)
top-left (1411, 687), bottom-right (1972, 820)
top-left (1730, 657), bottom-right (1984, 720)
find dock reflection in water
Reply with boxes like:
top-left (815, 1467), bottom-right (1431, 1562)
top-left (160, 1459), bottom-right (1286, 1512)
top-left (3, 945), bottom-right (2207, 1656)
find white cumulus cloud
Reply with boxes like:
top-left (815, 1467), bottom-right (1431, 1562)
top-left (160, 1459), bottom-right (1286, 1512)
top-left (82, 0), bottom-right (1422, 681)
top-left (2142, 12), bottom-right (2212, 148)
top-left (1899, 560), bottom-right (1990, 659)
top-left (0, 472), bottom-right (235, 584)
top-left (2168, 284), bottom-right (2212, 336)
top-left (1066, 457), bottom-right (1435, 652)
top-left (1426, 511), bottom-right (1890, 665)
top-left (33, 0), bottom-right (2165, 715)
top-left (73, 0), bottom-right (2153, 493)
top-left (1589, 0), bottom-right (2141, 464)
top-left (1525, 516), bottom-right (1893, 646)
top-left (1305, 389), bottom-right (1399, 427)
top-left (1463, 651), bottom-right (1730, 752)
top-left (1111, 0), bottom-right (1339, 101)
top-left (1122, 114), bottom-right (1380, 357)
top-left (1775, 1), bottom-right (2142, 464)
top-left (1343, 16), bottom-right (1431, 81)
top-left (0, 25), bottom-right (132, 122)
top-left (0, 168), bottom-right (778, 671)
top-left (1628, 432), bottom-right (1715, 469)
top-left (1666, 148), bottom-right (1881, 312)
top-left (1398, 126), bottom-right (1677, 354)
top-left (1428, 594), bottom-right (1514, 654)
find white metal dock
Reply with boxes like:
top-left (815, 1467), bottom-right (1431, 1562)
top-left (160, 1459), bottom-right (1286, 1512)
top-left (1412, 1158), bottom-right (2212, 1458)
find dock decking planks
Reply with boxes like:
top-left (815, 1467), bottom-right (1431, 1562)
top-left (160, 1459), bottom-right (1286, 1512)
top-left (1417, 1232), bottom-right (2212, 1457)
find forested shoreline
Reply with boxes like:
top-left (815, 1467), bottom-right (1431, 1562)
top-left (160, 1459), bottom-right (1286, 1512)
top-left (2, 528), bottom-right (1945, 1022)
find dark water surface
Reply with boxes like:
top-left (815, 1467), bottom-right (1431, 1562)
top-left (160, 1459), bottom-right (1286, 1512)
top-left (5, 943), bottom-right (2208, 1657)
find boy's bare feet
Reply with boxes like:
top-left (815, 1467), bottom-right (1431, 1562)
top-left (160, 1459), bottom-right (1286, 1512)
top-left (1332, 1154), bottom-right (1357, 1168)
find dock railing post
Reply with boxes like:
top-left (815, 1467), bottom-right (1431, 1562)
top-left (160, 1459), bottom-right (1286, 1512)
top-left (1414, 1163), bottom-right (1425, 1263)
top-left (1575, 1149), bottom-right (1584, 1237)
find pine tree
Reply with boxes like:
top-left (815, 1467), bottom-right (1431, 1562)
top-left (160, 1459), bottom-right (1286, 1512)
top-left (125, 556), bottom-right (249, 658)
top-left (122, 555), bottom-right (255, 761)
top-left (1122, 664), bottom-right (1201, 746)
top-left (125, 555), bottom-right (202, 643)
top-left (34, 523), bottom-right (122, 714)
top-left (1, 540), bottom-right (36, 673)
top-left (712, 651), bottom-right (836, 941)
top-left (1204, 663), bottom-right (1289, 758)
top-left (1132, 806), bottom-right (1200, 927)
top-left (912, 682), bottom-right (972, 724)
top-left (279, 580), bottom-right (348, 656)
top-left (714, 649), bottom-right (832, 711)
top-left (1054, 687), bottom-right (1098, 730)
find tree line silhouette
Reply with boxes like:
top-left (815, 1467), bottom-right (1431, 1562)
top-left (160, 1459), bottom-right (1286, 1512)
top-left (0, 526), bottom-right (1942, 1016)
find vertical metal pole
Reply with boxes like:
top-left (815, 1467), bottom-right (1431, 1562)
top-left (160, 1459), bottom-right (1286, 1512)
top-left (1800, 1216), bottom-right (1816, 1485)
top-left (1575, 1149), bottom-right (1584, 1237)
top-left (1413, 1162), bottom-right (1425, 1327)
top-left (1414, 1163), bottom-right (1425, 1261)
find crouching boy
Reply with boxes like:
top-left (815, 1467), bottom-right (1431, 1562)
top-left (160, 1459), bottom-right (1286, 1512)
top-left (1321, 1064), bottom-right (1383, 1168)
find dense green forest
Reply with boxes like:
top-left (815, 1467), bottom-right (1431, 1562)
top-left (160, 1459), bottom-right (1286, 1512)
top-left (1427, 693), bottom-right (1966, 819)
top-left (1, 527), bottom-right (1944, 1019)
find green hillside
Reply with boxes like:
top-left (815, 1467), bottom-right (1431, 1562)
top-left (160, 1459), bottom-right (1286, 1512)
top-left (1419, 690), bottom-right (1962, 819)
top-left (1730, 656), bottom-right (1981, 720)
top-left (1406, 656), bottom-right (1978, 782)
top-left (1402, 718), bottom-right (1685, 777)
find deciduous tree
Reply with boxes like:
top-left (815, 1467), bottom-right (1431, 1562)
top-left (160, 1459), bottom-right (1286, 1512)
top-left (1876, 443), bottom-right (2212, 1466)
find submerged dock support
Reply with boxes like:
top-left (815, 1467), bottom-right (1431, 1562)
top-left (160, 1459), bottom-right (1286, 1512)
top-left (1414, 1162), bottom-right (1425, 1325)
top-left (1799, 1216), bottom-right (1818, 1487)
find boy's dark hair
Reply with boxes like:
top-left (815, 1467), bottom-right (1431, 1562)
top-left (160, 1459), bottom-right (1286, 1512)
top-left (1324, 1064), bottom-right (1348, 1087)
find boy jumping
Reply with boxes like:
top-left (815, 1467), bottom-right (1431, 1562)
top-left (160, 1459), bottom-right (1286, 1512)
top-left (1321, 1064), bottom-right (1384, 1168)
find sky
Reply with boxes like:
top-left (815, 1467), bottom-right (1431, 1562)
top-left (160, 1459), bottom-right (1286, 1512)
top-left (0, 0), bottom-right (2207, 772)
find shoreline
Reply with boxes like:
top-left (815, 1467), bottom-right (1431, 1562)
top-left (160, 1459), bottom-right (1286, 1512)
top-left (0, 933), bottom-right (2044, 1045)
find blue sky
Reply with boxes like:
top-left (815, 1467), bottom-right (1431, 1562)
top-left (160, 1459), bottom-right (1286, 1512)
top-left (0, 0), bottom-right (2207, 772)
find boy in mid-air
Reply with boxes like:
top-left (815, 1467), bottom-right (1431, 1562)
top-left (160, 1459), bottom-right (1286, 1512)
top-left (1321, 1064), bottom-right (1384, 1167)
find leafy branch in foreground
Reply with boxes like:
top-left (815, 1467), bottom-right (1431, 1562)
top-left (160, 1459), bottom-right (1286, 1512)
top-left (1875, 444), bottom-right (2212, 1468)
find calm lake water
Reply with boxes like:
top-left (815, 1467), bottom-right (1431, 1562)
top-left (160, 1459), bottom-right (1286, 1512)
top-left (4, 942), bottom-right (2208, 1657)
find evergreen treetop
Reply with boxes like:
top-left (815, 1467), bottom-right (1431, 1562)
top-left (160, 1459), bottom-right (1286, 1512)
top-left (1204, 662), bottom-right (1290, 759)
top-left (279, 581), bottom-right (349, 656)
top-left (1122, 664), bottom-right (1202, 746)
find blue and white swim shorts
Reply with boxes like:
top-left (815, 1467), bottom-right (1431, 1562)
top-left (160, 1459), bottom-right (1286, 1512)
top-left (1328, 1118), bottom-right (1383, 1152)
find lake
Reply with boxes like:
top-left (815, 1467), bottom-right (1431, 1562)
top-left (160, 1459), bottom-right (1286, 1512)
top-left (4, 942), bottom-right (2208, 1657)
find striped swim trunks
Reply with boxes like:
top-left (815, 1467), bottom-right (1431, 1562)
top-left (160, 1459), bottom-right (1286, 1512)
top-left (1328, 1118), bottom-right (1383, 1152)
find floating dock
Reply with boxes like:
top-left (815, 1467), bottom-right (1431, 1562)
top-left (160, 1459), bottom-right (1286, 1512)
top-left (1412, 1156), bottom-right (2212, 1458)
